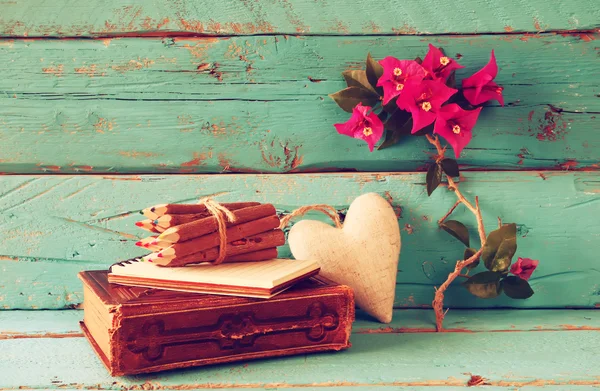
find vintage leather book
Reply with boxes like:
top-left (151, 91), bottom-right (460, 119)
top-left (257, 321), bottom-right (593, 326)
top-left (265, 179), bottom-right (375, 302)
top-left (79, 270), bottom-right (354, 376)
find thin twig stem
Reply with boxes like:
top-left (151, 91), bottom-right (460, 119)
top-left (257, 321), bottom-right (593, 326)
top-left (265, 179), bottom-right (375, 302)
top-left (438, 200), bottom-right (461, 225)
top-left (426, 134), bottom-right (487, 331)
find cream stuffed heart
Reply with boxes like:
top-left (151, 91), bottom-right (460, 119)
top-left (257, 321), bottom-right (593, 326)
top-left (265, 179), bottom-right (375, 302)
top-left (288, 193), bottom-right (401, 323)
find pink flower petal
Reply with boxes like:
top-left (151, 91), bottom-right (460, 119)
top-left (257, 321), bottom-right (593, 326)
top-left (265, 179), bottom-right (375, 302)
top-left (461, 50), bottom-right (503, 106)
top-left (377, 58), bottom-right (427, 105)
top-left (422, 44), bottom-right (464, 81)
top-left (410, 108), bottom-right (437, 134)
top-left (397, 81), bottom-right (457, 134)
top-left (434, 104), bottom-right (482, 158)
top-left (380, 81), bottom-right (401, 105)
top-left (333, 103), bottom-right (384, 152)
top-left (510, 257), bottom-right (539, 281)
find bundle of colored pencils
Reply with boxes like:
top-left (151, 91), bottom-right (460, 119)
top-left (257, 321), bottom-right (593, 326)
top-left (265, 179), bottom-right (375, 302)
top-left (135, 202), bottom-right (285, 267)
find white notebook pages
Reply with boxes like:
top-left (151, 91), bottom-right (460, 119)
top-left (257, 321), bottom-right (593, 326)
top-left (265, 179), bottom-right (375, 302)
top-left (108, 258), bottom-right (320, 298)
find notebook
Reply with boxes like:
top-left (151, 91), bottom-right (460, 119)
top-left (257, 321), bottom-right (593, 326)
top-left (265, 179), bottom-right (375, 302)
top-left (108, 258), bottom-right (320, 299)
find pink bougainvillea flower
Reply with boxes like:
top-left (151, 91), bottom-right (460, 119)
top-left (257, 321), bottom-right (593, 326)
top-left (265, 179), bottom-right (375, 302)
top-left (462, 50), bottom-right (504, 106)
top-left (333, 103), bottom-right (384, 152)
top-left (509, 257), bottom-right (539, 281)
top-left (377, 57), bottom-right (427, 105)
top-left (396, 80), bottom-right (457, 134)
top-left (421, 44), bottom-right (464, 81)
top-left (434, 104), bottom-right (482, 158)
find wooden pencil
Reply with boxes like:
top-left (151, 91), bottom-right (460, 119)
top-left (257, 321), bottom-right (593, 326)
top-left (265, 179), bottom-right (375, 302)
top-left (134, 219), bottom-right (164, 233)
top-left (156, 215), bottom-right (280, 259)
top-left (153, 230), bottom-right (285, 267)
top-left (141, 201), bottom-right (261, 220)
top-left (157, 204), bottom-right (277, 243)
top-left (153, 213), bottom-right (209, 229)
top-left (152, 202), bottom-right (266, 229)
top-left (135, 236), bottom-right (157, 247)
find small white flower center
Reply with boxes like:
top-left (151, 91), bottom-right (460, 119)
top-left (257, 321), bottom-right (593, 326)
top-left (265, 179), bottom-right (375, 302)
top-left (363, 127), bottom-right (373, 136)
top-left (452, 125), bottom-right (461, 134)
top-left (440, 57), bottom-right (450, 66)
top-left (421, 102), bottom-right (432, 112)
top-left (395, 83), bottom-right (404, 91)
top-left (393, 68), bottom-right (402, 76)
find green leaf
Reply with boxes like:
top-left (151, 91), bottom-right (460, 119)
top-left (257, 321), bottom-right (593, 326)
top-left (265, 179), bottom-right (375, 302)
top-left (462, 271), bottom-right (503, 299)
top-left (329, 87), bottom-right (380, 113)
top-left (490, 236), bottom-right (517, 272)
top-left (382, 98), bottom-right (399, 114)
top-left (377, 110), bottom-right (389, 122)
top-left (482, 223), bottom-right (518, 272)
top-left (440, 158), bottom-right (459, 177)
top-left (440, 220), bottom-right (470, 247)
top-left (426, 163), bottom-right (442, 196)
top-left (464, 247), bottom-right (480, 270)
top-left (502, 276), bottom-right (534, 299)
top-left (366, 53), bottom-right (384, 92)
top-left (378, 111), bottom-right (412, 150)
top-left (342, 70), bottom-right (376, 93)
top-left (384, 110), bottom-right (411, 132)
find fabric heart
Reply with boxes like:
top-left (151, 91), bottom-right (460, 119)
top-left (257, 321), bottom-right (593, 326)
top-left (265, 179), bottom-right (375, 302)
top-left (288, 193), bottom-right (401, 323)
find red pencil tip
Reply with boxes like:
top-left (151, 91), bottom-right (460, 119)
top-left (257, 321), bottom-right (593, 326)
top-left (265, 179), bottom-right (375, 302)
top-left (135, 241), bottom-right (142, 246)
top-left (148, 259), bottom-right (153, 263)
top-left (135, 222), bottom-right (143, 227)
top-left (157, 253), bottom-right (163, 258)
top-left (143, 244), bottom-right (150, 248)
top-left (151, 241), bottom-right (158, 245)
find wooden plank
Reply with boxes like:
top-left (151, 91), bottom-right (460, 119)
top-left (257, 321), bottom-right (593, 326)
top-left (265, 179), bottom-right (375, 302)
top-left (0, 171), bottom-right (598, 309)
top-left (0, 35), bottom-right (597, 174)
top-left (0, 0), bottom-right (598, 37)
top-left (2, 309), bottom-right (600, 339)
top-left (0, 311), bottom-right (83, 339)
top-left (1, 330), bottom-right (599, 388)
top-left (7, 389), bottom-right (600, 391)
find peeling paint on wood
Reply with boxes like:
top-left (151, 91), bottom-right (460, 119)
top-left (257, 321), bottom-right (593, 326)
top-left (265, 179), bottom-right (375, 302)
top-left (0, 0), bottom-right (599, 36)
top-left (0, 172), bottom-right (598, 309)
top-left (0, 35), bottom-right (598, 173)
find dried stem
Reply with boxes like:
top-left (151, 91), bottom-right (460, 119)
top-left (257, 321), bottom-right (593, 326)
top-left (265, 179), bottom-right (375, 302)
top-left (426, 134), bottom-right (487, 331)
top-left (438, 200), bottom-right (461, 225)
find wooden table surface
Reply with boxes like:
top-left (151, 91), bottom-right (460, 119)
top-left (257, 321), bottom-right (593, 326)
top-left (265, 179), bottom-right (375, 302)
top-left (0, 1), bottom-right (598, 389)
top-left (1, 309), bottom-right (600, 389)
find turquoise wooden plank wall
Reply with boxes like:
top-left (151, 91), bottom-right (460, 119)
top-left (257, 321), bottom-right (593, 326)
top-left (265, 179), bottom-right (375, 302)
top-left (0, 35), bottom-right (598, 173)
top-left (0, 1), bottom-right (598, 309)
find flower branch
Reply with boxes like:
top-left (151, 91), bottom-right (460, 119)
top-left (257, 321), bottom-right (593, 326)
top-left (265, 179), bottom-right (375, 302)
top-left (329, 46), bottom-right (540, 330)
top-left (426, 134), bottom-right (487, 330)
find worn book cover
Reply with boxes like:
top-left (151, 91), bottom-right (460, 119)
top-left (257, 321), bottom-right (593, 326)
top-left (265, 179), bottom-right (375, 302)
top-left (79, 270), bottom-right (354, 376)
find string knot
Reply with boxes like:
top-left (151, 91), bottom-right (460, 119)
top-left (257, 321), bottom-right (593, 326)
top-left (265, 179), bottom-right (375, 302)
top-left (198, 198), bottom-right (237, 264)
top-left (279, 204), bottom-right (343, 229)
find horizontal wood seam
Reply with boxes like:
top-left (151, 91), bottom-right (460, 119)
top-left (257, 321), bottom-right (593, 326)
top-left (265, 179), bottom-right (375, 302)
top-left (3, 325), bottom-right (599, 340)
top-left (3, 380), bottom-right (599, 388)
top-left (0, 28), bottom-right (596, 40)
top-left (0, 166), bottom-right (598, 177)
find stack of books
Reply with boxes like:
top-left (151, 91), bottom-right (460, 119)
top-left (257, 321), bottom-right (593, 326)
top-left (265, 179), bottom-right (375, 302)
top-left (79, 202), bottom-right (354, 376)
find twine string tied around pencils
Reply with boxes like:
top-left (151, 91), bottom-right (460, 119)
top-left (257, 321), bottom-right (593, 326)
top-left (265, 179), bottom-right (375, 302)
top-left (279, 204), bottom-right (343, 229)
top-left (198, 198), bottom-right (237, 265)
